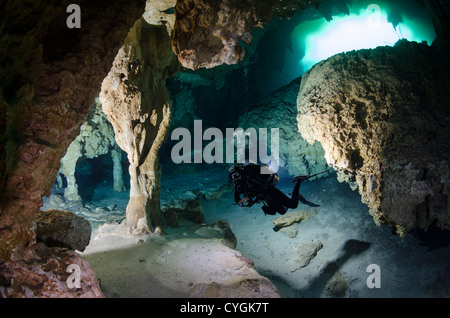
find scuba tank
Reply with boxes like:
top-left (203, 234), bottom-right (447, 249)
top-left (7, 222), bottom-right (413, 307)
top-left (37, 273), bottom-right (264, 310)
top-left (229, 163), bottom-right (279, 194)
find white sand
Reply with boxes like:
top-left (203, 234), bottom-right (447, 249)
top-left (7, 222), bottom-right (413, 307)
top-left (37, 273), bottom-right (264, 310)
top-left (202, 176), bottom-right (450, 297)
top-left (80, 220), bottom-right (278, 297)
top-left (77, 170), bottom-right (450, 298)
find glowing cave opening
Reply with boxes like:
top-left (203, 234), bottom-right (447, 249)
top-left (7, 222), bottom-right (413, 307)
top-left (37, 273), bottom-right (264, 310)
top-left (294, 4), bottom-right (437, 72)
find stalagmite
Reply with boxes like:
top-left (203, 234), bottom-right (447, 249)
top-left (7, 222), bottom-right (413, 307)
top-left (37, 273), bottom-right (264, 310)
top-left (100, 18), bottom-right (179, 234)
top-left (111, 146), bottom-right (126, 192)
top-left (60, 139), bottom-right (83, 202)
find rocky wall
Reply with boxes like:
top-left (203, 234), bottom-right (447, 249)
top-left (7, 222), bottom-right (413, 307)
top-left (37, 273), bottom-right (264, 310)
top-left (58, 98), bottom-right (125, 203)
top-left (0, 0), bottom-right (146, 297)
top-left (297, 40), bottom-right (450, 235)
top-left (239, 78), bottom-right (328, 177)
top-left (172, 0), bottom-right (321, 70)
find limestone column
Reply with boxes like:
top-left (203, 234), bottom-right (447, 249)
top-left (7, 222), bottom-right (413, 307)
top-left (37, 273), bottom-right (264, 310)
top-left (100, 18), bottom-right (179, 234)
top-left (60, 139), bottom-right (82, 202)
top-left (111, 146), bottom-right (126, 192)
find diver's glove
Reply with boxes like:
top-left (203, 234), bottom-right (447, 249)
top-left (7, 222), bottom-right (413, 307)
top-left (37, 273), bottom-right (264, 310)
top-left (239, 197), bottom-right (255, 207)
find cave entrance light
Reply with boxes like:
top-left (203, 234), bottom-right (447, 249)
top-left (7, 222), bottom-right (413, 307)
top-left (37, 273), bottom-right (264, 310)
top-left (294, 4), bottom-right (437, 72)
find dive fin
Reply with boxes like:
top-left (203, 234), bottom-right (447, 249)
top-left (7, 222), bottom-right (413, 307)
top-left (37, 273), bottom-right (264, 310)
top-left (299, 194), bottom-right (320, 207)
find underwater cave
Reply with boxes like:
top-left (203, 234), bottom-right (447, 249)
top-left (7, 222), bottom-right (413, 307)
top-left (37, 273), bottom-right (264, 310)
top-left (1, 0), bottom-right (450, 301)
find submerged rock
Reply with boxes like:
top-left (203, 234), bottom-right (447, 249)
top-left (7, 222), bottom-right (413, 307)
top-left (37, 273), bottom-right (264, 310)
top-left (279, 225), bottom-right (299, 238)
top-left (272, 209), bottom-right (317, 229)
top-left (297, 40), bottom-right (450, 234)
top-left (290, 240), bottom-right (323, 272)
top-left (325, 272), bottom-right (349, 298)
top-left (0, 243), bottom-right (103, 298)
top-left (161, 169), bottom-right (231, 228)
top-left (163, 192), bottom-right (205, 227)
top-left (83, 232), bottom-right (279, 298)
top-left (189, 278), bottom-right (280, 298)
top-left (194, 220), bottom-right (237, 249)
top-left (214, 220), bottom-right (237, 249)
top-left (187, 244), bottom-right (280, 298)
top-left (36, 210), bottom-right (91, 252)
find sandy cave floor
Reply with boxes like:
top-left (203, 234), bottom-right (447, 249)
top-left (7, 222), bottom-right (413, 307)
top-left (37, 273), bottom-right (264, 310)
top-left (204, 177), bottom-right (450, 298)
top-left (43, 167), bottom-right (450, 298)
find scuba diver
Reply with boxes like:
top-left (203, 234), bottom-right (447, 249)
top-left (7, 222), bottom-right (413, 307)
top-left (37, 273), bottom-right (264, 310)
top-left (229, 163), bottom-right (327, 215)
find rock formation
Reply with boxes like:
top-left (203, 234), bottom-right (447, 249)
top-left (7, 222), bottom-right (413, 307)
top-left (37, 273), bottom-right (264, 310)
top-left (58, 98), bottom-right (125, 202)
top-left (239, 78), bottom-right (328, 176)
top-left (1, 242), bottom-right (104, 298)
top-left (297, 40), bottom-right (450, 235)
top-left (99, 18), bottom-right (180, 235)
top-left (3, 0), bottom-right (447, 299)
top-left (324, 272), bottom-right (349, 298)
top-left (172, 0), bottom-right (321, 70)
top-left (194, 220), bottom-right (237, 249)
top-left (143, 0), bottom-right (177, 35)
top-left (272, 209), bottom-right (317, 229)
top-left (160, 167), bottom-right (230, 228)
top-left (36, 210), bottom-right (91, 252)
top-left (189, 277), bottom-right (280, 298)
top-left (0, 0), bottom-right (146, 297)
top-left (290, 240), bottom-right (323, 272)
top-left (83, 228), bottom-right (280, 298)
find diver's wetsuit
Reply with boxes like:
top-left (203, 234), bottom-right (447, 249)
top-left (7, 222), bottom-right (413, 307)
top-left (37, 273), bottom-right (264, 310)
top-left (230, 164), bottom-right (321, 216)
top-left (260, 179), bottom-right (303, 215)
